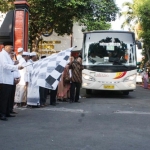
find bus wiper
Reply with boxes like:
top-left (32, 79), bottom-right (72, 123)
top-left (95, 62), bottom-right (106, 64)
top-left (113, 62), bottom-right (128, 68)
top-left (120, 64), bottom-right (128, 68)
top-left (111, 59), bottom-right (128, 68)
top-left (88, 57), bottom-right (96, 64)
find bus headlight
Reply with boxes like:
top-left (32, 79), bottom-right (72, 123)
top-left (82, 73), bottom-right (95, 81)
top-left (123, 74), bottom-right (136, 82)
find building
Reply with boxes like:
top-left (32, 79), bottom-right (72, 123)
top-left (0, 11), bottom-right (84, 57)
top-left (39, 23), bottom-right (84, 57)
top-left (0, 12), bottom-right (6, 27)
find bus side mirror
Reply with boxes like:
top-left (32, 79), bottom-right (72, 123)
top-left (136, 41), bottom-right (142, 49)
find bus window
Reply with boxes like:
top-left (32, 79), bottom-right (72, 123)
top-left (83, 32), bottom-right (136, 66)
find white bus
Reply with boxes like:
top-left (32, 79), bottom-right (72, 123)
top-left (82, 30), bottom-right (137, 95)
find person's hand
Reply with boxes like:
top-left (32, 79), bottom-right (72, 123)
top-left (18, 66), bottom-right (24, 70)
top-left (24, 83), bottom-right (28, 89)
top-left (14, 60), bottom-right (19, 65)
top-left (14, 78), bottom-right (20, 84)
top-left (26, 82), bottom-right (28, 87)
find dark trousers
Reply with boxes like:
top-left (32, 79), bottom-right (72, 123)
top-left (50, 87), bottom-right (58, 105)
top-left (70, 82), bottom-right (81, 102)
top-left (39, 87), bottom-right (48, 105)
top-left (10, 85), bottom-right (16, 112)
top-left (0, 84), bottom-right (13, 116)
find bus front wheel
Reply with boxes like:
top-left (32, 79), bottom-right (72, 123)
top-left (86, 89), bottom-right (92, 95)
top-left (123, 91), bottom-right (129, 95)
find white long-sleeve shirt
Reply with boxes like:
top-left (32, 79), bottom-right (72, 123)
top-left (0, 49), bottom-right (18, 85)
top-left (18, 57), bottom-right (27, 85)
top-left (25, 59), bottom-right (34, 83)
top-left (14, 70), bottom-right (21, 79)
top-left (17, 55), bottom-right (22, 62)
top-left (11, 59), bottom-right (21, 79)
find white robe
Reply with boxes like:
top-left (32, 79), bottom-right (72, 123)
top-left (14, 57), bottom-right (27, 103)
top-left (26, 59), bottom-right (40, 106)
top-left (18, 57), bottom-right (27, 85)
top-left (17, 55), bottom-right (22, 62)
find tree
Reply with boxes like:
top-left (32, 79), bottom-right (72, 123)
top-left (0, 0), bottom-right (119, 51)
top-left (0, 0), bottom-right (14, 12)
top-left (119, 0), bottom-right (144, 41)
top-left (137, 0), bottom-right (150, 62)
top-left (28, 0), bottom-right (89, 51)
top-left (119, 1), bottom-right (139, 31)
top-left (27, 0), bottom-right (119, 51)
top-left (80, 0), bottom-right (118, 31)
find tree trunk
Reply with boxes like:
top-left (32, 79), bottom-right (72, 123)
top-left (147, 48), bottom-right (150, 61)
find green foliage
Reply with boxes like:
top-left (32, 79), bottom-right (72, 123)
top-left (137, 0), bottom-right (150, 61)
top-left (27, 0), bottom-right (118, 50)
top-left (79, 0), bottom-right (118, 31)
top-left (82, 21), bottom-right (111, 32)
top-left (118, 0), bottom-right (150, 65)
top-left (0, 0), bottom-right (14, 12)
top-left (0, 0), bottom-right (118, 51)
top-left (120, 1), bottom-right (139, 30)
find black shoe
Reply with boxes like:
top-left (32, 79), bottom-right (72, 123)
top-left (6, 114), bottom-right (16, 117)
top-left (74, 101), bottom-right (80, 103)
top-left (50, 103), bottom-right (55, 105)
top-left (57, 99), bottom-right (62, 102)
top-left (50, 103), bottom-right (56, 106)
top-left (50, 102), bottom-right (59, 106)
top-left (0, 116), bottom-right (8, 121)
top-left (10, 111), bottom-right (18, 114)
top-left (69, 100), bottom-right (74, 103)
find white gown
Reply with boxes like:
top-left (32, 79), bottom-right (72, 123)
top-left (14, 57), bottom-right (27, 103)
top-left (26, 59), bottom-right (40, 106)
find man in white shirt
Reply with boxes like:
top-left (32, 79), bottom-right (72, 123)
top-left (0, 42), bottom-right (23, 121)
top-left (16, 47), bottom-right (24, 61)
top-left (39, 56), bottom-right (48, 107)
top-left (26, 52), bottom-right (40, 106)
top-left (9, 51), bottom-right (21, 114)
top-left (14, 52), bottom-right (29, 105)
top-left (26, 52), bottom-right (37, 84)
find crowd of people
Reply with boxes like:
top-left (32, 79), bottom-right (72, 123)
top-left (0, 41), bottom-right (83, 121)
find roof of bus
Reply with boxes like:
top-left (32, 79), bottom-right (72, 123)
top-left (83, 30), bottom-right (135, 34)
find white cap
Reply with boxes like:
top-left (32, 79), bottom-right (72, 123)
top-left (26, 52), bottom-right (30, 56)
top-left (30, 52), bottom-right (37, 56)
top-left (17, 48), bottom-right (24, 53)
top-left (22, 52), bottom-right (30, 56)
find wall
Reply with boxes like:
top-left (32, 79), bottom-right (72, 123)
top-left (41, 23), bottom-right (84, 53)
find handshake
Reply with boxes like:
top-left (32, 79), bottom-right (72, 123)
top-left (18, 66), bottom-right (24, 70)
top-left (14, 60), bottom-right (24, 70)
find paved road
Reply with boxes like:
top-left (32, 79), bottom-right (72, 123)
top-left (0, 85), bottom-right (150, 150)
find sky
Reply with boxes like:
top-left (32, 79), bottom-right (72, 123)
top-left (111, 0), bottom-right (133, 30)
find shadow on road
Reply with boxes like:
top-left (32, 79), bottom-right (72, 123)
top-left (81, 89), bottom-right (134, 99)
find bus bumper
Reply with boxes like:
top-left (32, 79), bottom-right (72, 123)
top-left (82, 80), bottom-right (136, 91)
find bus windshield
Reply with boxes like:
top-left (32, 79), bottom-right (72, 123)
top-left (83, 32), bottom-right (136, 66)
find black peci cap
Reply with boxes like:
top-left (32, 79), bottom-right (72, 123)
top-left (78, 55), bottom-right (82, 59)
top-left (41, 56), bottom-right (46, 59)
top-left (3, 41), bottom-right (13, 46)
